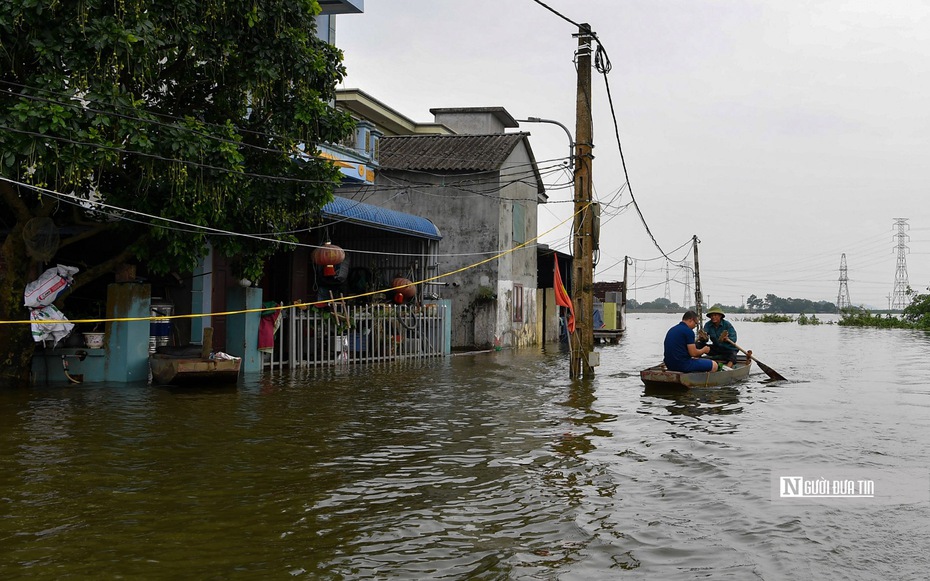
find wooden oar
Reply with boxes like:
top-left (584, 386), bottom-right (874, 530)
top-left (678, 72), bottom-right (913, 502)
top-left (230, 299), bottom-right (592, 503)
top-left (723, 338), bottom-right (786, 381)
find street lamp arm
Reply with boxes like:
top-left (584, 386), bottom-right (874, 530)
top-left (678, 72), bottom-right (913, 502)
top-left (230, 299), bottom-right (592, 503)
top-left (515, 117), bottom-right (575, 166)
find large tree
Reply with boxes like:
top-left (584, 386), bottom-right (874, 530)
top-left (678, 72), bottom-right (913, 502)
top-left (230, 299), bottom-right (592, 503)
top-left (0, 0), bottom-right (354, 386)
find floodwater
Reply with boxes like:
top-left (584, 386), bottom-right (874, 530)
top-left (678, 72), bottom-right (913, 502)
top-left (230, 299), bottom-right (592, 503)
top-left (1, 313), bottom-right (928, 580)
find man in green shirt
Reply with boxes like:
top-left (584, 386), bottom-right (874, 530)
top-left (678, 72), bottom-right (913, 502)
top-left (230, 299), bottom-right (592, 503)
top-left (698, 305), bottom-right (739, 368)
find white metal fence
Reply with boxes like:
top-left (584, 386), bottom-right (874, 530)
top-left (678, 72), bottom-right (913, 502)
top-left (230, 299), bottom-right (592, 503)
top-left (262, 302), bottom-right (448, 369)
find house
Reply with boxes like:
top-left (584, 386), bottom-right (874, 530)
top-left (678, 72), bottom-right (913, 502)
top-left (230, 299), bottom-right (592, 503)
top-left (29, 0), bottom-right (373, 384)
top-left (334, 97), bottom-right (548, 349)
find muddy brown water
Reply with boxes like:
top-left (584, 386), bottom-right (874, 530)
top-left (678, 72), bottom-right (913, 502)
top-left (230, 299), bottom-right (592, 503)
top-left (2, 313), bottom-right (927, 579)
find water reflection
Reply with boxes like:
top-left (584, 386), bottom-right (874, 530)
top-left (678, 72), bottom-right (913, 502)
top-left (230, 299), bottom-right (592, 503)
top-left (642, 386), bottom-right (743, 435)
top-left (555, 378), bottom-right (617, 456)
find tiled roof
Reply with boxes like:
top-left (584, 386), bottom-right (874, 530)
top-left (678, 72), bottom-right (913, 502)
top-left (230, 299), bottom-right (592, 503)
top-left (379, 133), bottom-right (529, 172)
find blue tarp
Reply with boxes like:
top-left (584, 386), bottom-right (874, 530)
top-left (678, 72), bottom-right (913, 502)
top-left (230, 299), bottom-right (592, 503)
top-left (322, 196), bottom-right (441, 240)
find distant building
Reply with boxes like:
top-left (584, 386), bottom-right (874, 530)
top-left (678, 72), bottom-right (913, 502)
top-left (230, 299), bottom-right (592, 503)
top-left (593, 281), bottom-right (625, 303)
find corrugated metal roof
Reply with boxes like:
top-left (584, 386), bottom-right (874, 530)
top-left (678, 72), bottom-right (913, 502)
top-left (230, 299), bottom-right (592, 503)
top-left (322, 196), bottom-right (441, 240)
top-left (379, 133), bottom-right (529, 172)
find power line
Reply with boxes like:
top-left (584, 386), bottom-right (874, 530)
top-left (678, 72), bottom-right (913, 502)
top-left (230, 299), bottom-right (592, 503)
top-left (529, 0), bottom-right (582, 28)
top-left (595, 41), bottom-right (669, 260)
top-left (0, 123), bottom-right (334, 185)
top-left (526, 1), bottom-right (672, 258)
top-left (2, 175), bottom-right (581, 260)
top-left (0, 79), bottom-right (317, 153)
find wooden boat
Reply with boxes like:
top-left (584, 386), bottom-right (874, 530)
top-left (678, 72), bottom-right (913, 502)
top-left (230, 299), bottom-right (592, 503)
top-left (149, 354), bottom-right (241, 386)
top-left (640, 357), bottom-right (752, 389)
top-left (639, 237), bottom-right (759, 390)
top-left (148, 327), bottom-right (240, 386)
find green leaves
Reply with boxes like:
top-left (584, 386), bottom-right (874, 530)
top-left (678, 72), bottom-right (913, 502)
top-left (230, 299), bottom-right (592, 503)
top-left (2, 0), bottom-right (354, 280)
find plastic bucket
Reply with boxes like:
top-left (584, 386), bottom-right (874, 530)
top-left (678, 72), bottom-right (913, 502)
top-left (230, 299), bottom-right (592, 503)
top-left (150, 303), bottom-right (174, 353)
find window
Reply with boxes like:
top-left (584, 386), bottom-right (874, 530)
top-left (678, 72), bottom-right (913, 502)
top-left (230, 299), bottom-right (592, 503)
top-left (513, 283), bottom-right (524, 322)
top-left (512, 203), bottom-right (526, 244)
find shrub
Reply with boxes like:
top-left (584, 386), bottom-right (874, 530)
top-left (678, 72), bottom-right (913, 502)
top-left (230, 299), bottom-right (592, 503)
top-left (797, 313), bottom-right (822, 325)
top-left (757, 314), bottom-right (794, 323)
top-left (838, 307), bottom-right (910, 328)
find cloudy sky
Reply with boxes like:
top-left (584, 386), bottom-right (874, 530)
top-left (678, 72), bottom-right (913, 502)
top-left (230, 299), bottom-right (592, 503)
top-left (336, 0), bottom-right (930, 309)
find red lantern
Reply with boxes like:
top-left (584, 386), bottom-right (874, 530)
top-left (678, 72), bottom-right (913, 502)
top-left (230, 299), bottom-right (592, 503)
top-left (312, 243), bottom-right (345, 277)
top-left (392, 277), bottom-right (416, 300)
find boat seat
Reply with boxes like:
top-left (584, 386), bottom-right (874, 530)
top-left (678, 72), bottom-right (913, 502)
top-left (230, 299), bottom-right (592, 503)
top-left (153, 345), bottom-right (204, 358)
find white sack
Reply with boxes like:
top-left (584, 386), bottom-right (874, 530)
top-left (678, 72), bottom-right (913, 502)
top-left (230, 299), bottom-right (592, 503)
top-left (30, 304), bottom-right (74, 344)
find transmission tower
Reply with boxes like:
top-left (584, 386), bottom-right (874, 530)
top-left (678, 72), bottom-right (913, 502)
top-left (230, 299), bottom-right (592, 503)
top-left (891, 218), bottom-right (910, 310)
top-left (836, 253), bottom-right (851, 311)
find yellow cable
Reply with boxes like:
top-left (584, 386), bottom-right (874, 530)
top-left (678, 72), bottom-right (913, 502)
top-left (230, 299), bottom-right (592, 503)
top-left (4, 203), bottom-right (589, 326)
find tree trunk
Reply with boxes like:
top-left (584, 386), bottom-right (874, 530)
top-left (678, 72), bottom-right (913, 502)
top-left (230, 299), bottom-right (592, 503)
top-left (0, 219), bottom-right (38, 388)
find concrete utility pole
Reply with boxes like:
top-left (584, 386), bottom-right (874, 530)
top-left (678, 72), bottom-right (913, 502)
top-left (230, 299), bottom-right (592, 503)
top-left (570, 23), bottom-right (595, 379)
top-left (692, 235), bottom-right (703, 319)
top-left (623, 256), bottom-right (630, 308)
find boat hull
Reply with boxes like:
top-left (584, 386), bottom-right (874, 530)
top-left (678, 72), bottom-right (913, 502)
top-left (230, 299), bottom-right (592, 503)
top-left (640, 358), bottom-right (752, 389)
top-left (150, 355), bottom-right (241, 386)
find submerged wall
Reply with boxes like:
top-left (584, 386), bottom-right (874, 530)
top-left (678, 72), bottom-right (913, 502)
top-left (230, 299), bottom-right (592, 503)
top-left (32, 283), bottom-right (263, 385)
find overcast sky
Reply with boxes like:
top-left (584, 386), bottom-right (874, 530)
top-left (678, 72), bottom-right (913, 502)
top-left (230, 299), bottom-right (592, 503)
top-left (336, 0), bottom-right (930, 309)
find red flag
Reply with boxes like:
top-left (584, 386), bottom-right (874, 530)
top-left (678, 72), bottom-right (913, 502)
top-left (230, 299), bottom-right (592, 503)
top-left (553, 256), bottom-right (575, 334)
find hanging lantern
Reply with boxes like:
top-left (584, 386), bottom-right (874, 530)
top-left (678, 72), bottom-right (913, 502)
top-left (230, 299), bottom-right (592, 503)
top-left (392, 277), bottom-right (416, 300)
top-left (312, 243), bottom-right (345, 277)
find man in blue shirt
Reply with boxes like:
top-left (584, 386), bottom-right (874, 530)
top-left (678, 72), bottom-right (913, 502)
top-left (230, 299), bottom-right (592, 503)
top-left (664, 310), bottom-right (718, 373)
top-left (698, 305), bottom-right (739, 368)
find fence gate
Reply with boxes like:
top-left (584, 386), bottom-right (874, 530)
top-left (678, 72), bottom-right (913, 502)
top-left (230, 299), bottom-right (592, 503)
top-left (262, 302), bottom-right (448, 370)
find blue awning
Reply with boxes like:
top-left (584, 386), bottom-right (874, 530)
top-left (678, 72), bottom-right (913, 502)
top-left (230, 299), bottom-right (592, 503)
top-left (322, 196), bottom-right (442, 240)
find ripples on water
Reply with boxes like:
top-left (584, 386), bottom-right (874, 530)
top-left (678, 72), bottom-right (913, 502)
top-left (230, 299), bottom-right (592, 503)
top-left (1, 314), bottom-right (929, 579)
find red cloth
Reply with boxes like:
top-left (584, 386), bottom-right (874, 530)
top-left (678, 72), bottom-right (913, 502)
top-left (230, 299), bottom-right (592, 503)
top-left (554, 256), bottom-right (575, 334)
top-left (258, 310), bottom-right (281, 351)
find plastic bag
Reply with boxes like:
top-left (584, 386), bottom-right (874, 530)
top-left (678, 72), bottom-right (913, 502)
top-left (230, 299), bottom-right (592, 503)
top-left (24, 264), bottom-right (79, 308)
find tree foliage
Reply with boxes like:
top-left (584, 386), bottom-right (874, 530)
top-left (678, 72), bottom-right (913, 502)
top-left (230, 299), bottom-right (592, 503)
top-left (627, 297), bottom-right (682, 311)
top-left (0, 0), bottom-right (354, 385)
top-left (839, 287), bottom-right (930, 329)
top-left (901, 287), bottom-right (930, 329)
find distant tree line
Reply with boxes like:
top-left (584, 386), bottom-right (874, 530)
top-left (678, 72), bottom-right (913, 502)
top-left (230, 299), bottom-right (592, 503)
top-left (626, 298), bottom-right (685, 311)
top-left (744, 294), bottom-right (836, 313)
top-left (627, 293), bottom-right (837, 314)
